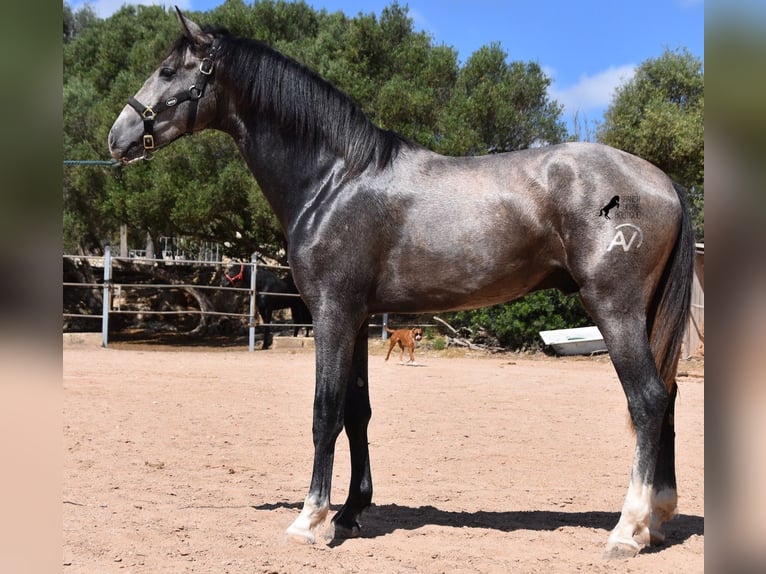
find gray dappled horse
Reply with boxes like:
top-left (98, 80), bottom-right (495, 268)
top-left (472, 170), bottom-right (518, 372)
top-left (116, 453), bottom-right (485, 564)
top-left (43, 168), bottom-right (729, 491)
top-left (108, 9), bottom-right (694, 558)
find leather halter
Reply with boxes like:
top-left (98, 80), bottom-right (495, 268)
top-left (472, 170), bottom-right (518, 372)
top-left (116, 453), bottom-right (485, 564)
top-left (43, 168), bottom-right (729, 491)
top-left (127, 39), bottom-right (221, 159)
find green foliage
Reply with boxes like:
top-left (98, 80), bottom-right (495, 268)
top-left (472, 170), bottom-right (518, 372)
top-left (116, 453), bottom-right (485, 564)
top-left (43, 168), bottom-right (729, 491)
top-left (445, 290), bottom-right (592, 351)
top-left (63, 2), bottom-right (97, 42)
top-left (430, 337), bottom-right (446, 351)
top-left (597, 48), bottom-right (704, 240)
top-left (437, 44), bottom-right (567, 155)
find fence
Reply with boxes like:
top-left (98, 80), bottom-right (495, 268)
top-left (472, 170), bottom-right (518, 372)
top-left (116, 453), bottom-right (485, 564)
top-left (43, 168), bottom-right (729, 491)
top-left (682, 243), bottom-right (704, 358)
top-left (64, 247), bottom-right (310, 352)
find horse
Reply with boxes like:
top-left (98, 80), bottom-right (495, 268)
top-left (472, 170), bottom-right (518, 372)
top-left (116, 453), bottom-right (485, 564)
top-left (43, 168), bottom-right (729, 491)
top-left (108, 9), bottom-right (695, 558)
top-left (222, 261), bottom-right (313, 348)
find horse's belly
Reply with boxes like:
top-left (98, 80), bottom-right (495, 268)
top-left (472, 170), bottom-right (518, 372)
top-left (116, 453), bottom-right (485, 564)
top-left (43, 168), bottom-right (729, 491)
top-left (370, 260), bottom-right (552, 314)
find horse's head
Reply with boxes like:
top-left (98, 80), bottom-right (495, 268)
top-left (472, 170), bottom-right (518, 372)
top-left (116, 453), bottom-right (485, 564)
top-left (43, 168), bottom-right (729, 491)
top-left (222, 261), bottom-right (247, 287)
top-left (108, 9), bottom-right (220, 164)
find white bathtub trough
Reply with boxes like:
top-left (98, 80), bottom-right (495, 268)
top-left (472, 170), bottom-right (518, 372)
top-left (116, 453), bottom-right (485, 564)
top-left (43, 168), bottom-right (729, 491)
top-left (539, 326), bottom-right (607, 356)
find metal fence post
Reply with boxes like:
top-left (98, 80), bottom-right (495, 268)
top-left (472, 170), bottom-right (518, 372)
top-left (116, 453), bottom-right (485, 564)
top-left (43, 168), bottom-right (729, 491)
top-left (248, 255), bottom-right (257, 352)
top-left (101, 245), bottom-right (111, 348)
top-left (382, 313), bottom-right (388, 339)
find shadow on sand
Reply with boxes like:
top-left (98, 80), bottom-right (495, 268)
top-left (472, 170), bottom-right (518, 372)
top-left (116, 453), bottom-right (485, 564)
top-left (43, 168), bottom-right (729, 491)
top-left (252, 501), bottom-right (703, 551)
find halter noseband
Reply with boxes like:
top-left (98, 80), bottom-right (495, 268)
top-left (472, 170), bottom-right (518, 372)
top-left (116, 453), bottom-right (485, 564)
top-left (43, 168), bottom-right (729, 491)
top-left (127, 39), bottom-right (221, 160)
top-left (224, 263), bottom-right (245, 286)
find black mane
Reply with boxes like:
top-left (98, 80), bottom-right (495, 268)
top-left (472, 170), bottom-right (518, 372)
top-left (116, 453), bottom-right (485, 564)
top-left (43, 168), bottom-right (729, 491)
top-left (187, 29), bottom-right (412, 175)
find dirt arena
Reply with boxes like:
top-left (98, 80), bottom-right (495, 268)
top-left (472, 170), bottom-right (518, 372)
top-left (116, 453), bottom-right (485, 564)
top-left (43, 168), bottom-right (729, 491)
top-left (63, 337), bottom-right (703, 573)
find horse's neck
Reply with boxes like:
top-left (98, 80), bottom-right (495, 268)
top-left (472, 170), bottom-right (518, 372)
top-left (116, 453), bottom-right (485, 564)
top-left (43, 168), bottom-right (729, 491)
top-left (226, 116), bottom-right (346, 235)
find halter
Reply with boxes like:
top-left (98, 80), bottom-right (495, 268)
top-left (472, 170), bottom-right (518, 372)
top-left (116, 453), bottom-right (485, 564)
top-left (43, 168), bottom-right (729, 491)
top-left (127, 39), bottom-right (221, 160)
top-left (224, 263), bottom-right (245, 286)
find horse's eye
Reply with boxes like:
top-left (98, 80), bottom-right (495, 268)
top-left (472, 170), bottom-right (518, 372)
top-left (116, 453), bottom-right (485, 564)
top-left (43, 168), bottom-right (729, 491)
top-left (159, 67), bottom-right (176, 79)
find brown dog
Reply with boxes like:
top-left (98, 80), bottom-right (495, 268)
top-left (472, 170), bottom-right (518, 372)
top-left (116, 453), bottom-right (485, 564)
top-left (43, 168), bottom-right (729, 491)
top-left (384, 326), bottom-right (423, 364)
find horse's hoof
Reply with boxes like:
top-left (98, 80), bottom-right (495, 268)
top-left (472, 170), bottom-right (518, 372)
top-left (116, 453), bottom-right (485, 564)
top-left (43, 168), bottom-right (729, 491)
top-left (603, 539), bottom-right (641, 560)
top-left (328, 521), bottom-right (361, 540)
top-left (285, 524), bottom-right (316, 545)
top-left (649, 528), bottom-right (666, 546)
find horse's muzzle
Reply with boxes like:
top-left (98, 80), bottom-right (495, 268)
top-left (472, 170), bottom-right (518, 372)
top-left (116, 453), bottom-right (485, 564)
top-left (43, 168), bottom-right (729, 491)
top-left (108, 124), bottom-right (146, 164)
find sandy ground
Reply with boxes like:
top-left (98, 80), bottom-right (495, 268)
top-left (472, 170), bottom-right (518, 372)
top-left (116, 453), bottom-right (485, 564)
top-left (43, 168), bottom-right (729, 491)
top-left (63, 338), bottom-right (703, 573)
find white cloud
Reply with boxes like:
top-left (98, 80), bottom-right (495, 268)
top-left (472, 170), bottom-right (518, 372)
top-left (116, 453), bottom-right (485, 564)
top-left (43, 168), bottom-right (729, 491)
top-left (408, 7), bottom-right (431, 33)
top-left (69, 0), bottom-right (191, 19)
top-left (549, 64), bottom-right (636, 118)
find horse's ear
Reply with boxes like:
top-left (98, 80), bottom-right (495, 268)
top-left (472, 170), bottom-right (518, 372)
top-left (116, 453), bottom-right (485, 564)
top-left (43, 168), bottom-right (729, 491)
top-left (175, 6), bottom-right (213, 48)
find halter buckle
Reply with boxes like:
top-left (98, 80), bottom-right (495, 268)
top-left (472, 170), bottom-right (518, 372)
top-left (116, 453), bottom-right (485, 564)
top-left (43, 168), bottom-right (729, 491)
top-left (189, 85), bottom-right (202, 100)
top-left (199, 57), bottom-right (214, 75)
top-left (142, 134), bottom-right (155, 150)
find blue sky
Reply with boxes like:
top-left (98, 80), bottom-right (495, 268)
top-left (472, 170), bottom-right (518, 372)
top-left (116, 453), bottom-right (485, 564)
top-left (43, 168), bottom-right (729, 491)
top-left (67, 0), bottom-right (704, 132)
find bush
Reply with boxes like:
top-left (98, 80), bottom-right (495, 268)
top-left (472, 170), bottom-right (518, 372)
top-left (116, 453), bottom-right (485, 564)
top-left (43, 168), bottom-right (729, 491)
top-left (429, 335), bottom-right (446, 351)
top-left (444, 289), bottom-right (592, 351)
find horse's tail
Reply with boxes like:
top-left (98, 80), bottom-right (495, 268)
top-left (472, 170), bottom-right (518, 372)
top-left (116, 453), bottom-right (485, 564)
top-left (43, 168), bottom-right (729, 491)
top-left (647, 181), bottom-right (696, 392)
top-left (384, 325), bottom-right (394, 334)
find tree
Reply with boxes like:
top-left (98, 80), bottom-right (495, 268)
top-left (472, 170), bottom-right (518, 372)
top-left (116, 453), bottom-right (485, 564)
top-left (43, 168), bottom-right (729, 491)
top-left (437, 43), bottom-right (566, 155)
top-left (63, 2), bottom-right (97, 43)
top-left (597, 48), bottom-right (704, 240)
top-left (301, 2), bottom-right (459, 150)
top-left (63, 4), bottom-right (180, 254)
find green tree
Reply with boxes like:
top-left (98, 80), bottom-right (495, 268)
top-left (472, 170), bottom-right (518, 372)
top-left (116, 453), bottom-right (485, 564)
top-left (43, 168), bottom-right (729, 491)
top-left (63, 2), bottom-right (97, 43)
top-left (437, 43), bottom-right (566, 155)
top-left (63, 4), bottom-right (179, 254)
top-left (598, 48), bottom-right (704, 240)
top-left (303, 2), bottom-right (459, 149)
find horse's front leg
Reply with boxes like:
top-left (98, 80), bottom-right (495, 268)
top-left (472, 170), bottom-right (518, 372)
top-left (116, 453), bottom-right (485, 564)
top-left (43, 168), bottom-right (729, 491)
top-left (331, 325), bottom-right (372, 538)
top-left (285, 315), bottom-right (360, 543)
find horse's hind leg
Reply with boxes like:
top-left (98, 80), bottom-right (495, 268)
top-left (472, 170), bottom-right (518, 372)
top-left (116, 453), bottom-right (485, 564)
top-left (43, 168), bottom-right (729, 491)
top-left (260, 306), bottom-right (274, 349)
top-left (583, 302), bottom-right (669, 558)
top-left (332, 325), bottom-right (373, 538)
top-left (649, 384), bottom-right (678, 545)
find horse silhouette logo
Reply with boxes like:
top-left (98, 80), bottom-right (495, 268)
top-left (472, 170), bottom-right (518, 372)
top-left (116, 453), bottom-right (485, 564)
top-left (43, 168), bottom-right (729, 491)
top-left (598, 195), bottom-right (620, 219)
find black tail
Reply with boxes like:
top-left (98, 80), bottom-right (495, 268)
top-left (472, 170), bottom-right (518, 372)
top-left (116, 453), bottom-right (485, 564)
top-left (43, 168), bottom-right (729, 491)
top-left (647, 181), bottom-right (696, 390)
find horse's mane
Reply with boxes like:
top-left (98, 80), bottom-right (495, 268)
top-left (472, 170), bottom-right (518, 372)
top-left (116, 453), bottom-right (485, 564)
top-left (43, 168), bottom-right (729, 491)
top-left (176, 28), bottom-right (412, 175)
